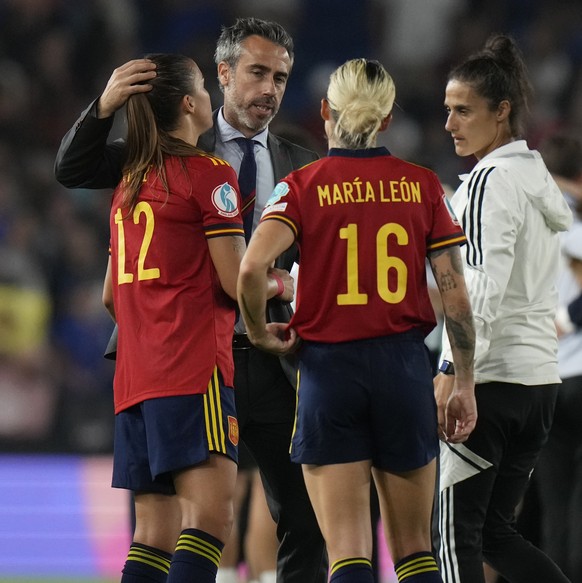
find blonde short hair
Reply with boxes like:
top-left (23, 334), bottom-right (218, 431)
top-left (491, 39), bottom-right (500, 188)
top-left (327, 58), bottom-right (395, 149)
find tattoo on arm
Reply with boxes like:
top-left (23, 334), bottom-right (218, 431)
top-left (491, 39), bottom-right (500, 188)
top-left (445, 308), bottom-right (475, 372)
top-left (430, 246), bottom-right (464, 272)
top-left (439, 269), bottom-right (457, 292)
top-left (431, 246), bottom-right (475, 371)
top-left (446, 315), bottom-right (473, 351)
top-left (430, 246), bottom-right (465, 292)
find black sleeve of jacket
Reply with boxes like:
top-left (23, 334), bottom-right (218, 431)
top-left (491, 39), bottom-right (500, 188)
top-left (54, 99), bottom-right (126, 189)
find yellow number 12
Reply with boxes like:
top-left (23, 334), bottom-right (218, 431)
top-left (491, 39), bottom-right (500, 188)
top-left (114, 201), bottom-right (161, 285)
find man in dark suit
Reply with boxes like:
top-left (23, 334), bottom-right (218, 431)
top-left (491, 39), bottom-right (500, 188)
top-left (55, 17), bottom-right (326, 583)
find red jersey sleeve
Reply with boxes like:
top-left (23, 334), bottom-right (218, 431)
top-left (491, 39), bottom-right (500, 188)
top-left (189, 156), bottom-right (245, 239)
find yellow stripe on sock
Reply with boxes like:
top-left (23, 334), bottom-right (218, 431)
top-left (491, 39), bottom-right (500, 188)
top-left (330, 557), bottom-right (372, 575)
top-left (127, 548), bottom-right (170, 574)
top-left (396, 556), bottom-right (439, 581)
top-left (175, 533), bottom-right (222, 567)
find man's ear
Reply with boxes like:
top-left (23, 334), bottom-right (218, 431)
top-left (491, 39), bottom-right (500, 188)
top-left (379, 113), bottom-right (392, 132)
top-left (217, 61), bottom-right (230, 90)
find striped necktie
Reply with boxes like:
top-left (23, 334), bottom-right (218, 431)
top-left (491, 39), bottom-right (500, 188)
top-left (235, 137), bottom-right (257, 242)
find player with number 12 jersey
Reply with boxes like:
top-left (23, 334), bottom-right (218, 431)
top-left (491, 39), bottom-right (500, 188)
top-left (110, 154), bottom-right (244, 414)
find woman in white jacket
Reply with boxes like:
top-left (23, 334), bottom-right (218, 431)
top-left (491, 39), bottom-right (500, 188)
top-left (434, 33), bottom-right (573, 583)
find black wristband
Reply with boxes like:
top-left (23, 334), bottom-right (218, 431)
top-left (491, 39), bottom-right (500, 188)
top-left (439, 360), bottom-right (455, 375)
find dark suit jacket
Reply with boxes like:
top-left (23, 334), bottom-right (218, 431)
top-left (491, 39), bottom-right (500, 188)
top-left (55, 103), bottom-right (319, 381)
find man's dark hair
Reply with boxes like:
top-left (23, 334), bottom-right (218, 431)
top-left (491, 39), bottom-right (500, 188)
top-left (214, 17), bottom-right (294, 68)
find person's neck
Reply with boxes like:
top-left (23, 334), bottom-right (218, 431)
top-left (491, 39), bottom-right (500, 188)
top-left (169, 126), bottom-right (200, 147)
top-left (328, 140), bottom-right (377, 150)
top-left (475, 135), bottom-right (516, 161)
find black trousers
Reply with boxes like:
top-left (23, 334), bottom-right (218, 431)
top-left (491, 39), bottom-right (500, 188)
top-left (436, 381), bottom-right (570, 583)
top-left (233, 345), bottom-right (327, 583)
top-left (535, 374), bottom-right (582, 582)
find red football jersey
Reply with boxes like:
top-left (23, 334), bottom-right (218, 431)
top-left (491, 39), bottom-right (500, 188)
top-left (110, 153), bottom-right (244, 413)
top-left (260, 147), bottom-right (466, 342)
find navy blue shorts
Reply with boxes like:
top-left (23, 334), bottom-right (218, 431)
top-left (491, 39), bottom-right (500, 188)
top-left (290, 331), bottom-right (439, 472)
top-left (112, 368), bottom-right (238, 494)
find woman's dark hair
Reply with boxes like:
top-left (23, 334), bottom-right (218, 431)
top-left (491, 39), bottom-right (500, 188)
top-left (122, 53), bottom-right (202, 210)
top-left (448, 34), bottom-right (533, 137)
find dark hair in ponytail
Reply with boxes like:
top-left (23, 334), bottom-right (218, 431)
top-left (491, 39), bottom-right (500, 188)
top-left (448, 34), bottom-right (533, 137)
top-left (122, 53), bottom-right (203, 210)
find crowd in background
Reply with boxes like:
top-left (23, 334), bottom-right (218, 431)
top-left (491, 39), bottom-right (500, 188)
top-left (1, 0), bottom-right (581, 453)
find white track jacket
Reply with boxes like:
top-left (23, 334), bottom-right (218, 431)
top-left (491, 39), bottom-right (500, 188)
top-left (441, 140), bottom-right (573, 385)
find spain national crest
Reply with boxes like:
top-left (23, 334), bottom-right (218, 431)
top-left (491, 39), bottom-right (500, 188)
top-left (228, 415), bottom-right (239, 446)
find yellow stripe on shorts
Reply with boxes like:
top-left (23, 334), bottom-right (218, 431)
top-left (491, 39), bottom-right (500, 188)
top-left (203, 368), bottom-right (227, 454)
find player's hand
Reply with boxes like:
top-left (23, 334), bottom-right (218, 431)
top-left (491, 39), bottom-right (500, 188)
top-left (97, 59), bottom-right (157, 118)
top-left (444, 387), bottom-right (477, 443)
top-left (434, 373), bottom-right (477, 443)
top-left (248, 323), bottom-right (299, 356)
top-left (434, 372), bottom-right (454, 441)
top-left (268, 267), bottom-right (294, 302)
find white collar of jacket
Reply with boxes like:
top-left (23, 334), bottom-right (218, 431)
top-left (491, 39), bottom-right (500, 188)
top-left (459, 140), bottom-right (572, 233)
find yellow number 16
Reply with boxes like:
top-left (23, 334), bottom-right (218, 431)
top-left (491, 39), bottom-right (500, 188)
top-left (337, 222), bottom-right (408, 306)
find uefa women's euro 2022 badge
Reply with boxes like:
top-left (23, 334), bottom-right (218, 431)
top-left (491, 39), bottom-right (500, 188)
top-left (212, 182), bottom-right (240, 218)
top-left (261, 181), bottom-right (290, 218)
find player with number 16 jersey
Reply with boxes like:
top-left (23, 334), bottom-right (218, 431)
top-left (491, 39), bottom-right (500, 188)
top-left (260, 147), bottom-right (466, 342)
top-left (238, 59), bottom-right (476, 583)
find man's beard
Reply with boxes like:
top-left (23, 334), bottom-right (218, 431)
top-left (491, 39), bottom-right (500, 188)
top-left (227, 88), bottom-right (278, 133)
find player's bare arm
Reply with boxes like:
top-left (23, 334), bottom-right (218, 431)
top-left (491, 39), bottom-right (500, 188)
top-left (208, 235), bottom-right (246, 300)
top-left (429, 246), bottom-right (475, 375)
top-left (267, 267), bottom-right (294, 302)
top-left (430, 246), bottom-right (477, 442)
top-left (237, 220), bottom-right (297, 354)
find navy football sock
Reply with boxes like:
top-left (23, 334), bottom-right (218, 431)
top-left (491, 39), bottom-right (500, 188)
top-left (166, 528), bottom-right (224, 583)
top-left (394, 551), bottom-right (442, 582)
top-left (121, 542), bottom-right (172, 583)
top-left (329, 557), bottom-right (374, 582)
